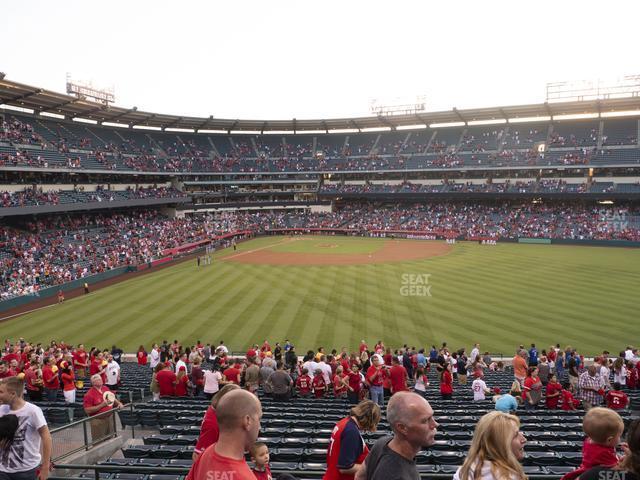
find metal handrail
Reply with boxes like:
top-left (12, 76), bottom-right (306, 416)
top-left (49, 405), bottom-right (128, 434)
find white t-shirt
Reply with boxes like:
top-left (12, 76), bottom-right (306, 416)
top-left (105, 361), bottom-right (120, 386)
top-left (318, 362), bottom-right (332, 384)
top-left (302, 360), bottom-right (319, 379)
top-left (0, 402), bottom-right (47, 473)
top-left (175, 360), bottom-right (187, 373)
top-left (472, 379), bottom-right (488, 401)
top-left (470, 348), bottom-right (480, 362)
top-left (614, 365), bottom-right (627, 385)
top-left (149, 349), bottom-right (160, 368)
top-left (203, 370), bottom-right (222, 394)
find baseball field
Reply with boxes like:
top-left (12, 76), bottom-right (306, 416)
top-left (2, 235), bottom-right (639, 355)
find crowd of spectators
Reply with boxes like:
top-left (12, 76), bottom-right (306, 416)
top-left (0, 187), bottom-right (60, 207)
top-left (0, 185), bottom-right (186, 209)
top-left (0, 210), bottom-right (215, 300)
top-left (2, 335), bottom-right (639, 480)
top-left (320, 179), bottom-right (606, 194)
top-left (3, 116), bottom-right (636, 174)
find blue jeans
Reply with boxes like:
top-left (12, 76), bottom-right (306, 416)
top-left (44, 388), bottom-right (58, 401)
top-left (370, 385), bottom-right (384, 406)
top-left (0, 468), bottom-right (37, 480)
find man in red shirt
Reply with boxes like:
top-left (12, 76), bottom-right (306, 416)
top-left (389, 357), bottom-right (408, 394)
top-left (193, 384), bottom-right (240, 461)
top-left (187, 389), bottom-right (261, 480)
top-left (156, 364), bottom-right (177, 397)
top-left (223, 363), bottom-right (242, 385)
top-left (83, 374), bottom-right (122, 441)
top-left (73, 344), bottom-right (89, 378)
top-left (366, 354), bottom-right (388, 407)
top-left (606, 382), bottom-right (629, 410)
top-left (42, 356), bottom-right (60, 401)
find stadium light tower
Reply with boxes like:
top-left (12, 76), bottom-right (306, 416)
top-left (546, 75), bottom-right (640, 103)
top-left (370, 94), bottom-right (427, 116)
top-left (66, 73), bottom-right (115, 106)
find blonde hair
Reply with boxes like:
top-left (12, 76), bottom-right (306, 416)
top-left (350, 400), bottom-right (381, 432)
top-left (458, 411), bottom-right (526, 480)
top-left (583, 407), bottom-right (624, 444)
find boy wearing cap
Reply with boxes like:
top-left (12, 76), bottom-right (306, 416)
top-left (472, 371), bottom-right (490, 401)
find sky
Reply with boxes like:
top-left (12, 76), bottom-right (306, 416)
top-left (2, 1), bottom-right (639, 121)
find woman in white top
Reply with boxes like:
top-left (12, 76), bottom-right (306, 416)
top-left (454, 411), bottom-right (527, 480)
top-left (613, 358), bottom-right (627, 386)
top-left (202, 368), bottom-right (223, 399)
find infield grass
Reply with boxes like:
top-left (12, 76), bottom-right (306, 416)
top-left (2, 236), bottom-right (639, 355)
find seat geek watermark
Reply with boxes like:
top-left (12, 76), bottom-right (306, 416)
top-left (400, 273), bottom-right (432, 297)
top-left (598, 209), bottom-right (628, 232)
top-left (598, 471), bottom-right (630, 480)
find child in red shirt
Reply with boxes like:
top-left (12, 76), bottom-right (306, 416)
top-left (332, 366), bottom-right (348, 398)
top-left (561, 407), bottom-right (623, 480)
top-left (175, 366), bottom-right (189, 397)
top-left (347, 365), bottom-right (361, 403)
top-left (545, 375), bottom-right (563, 409)
top-left (561, 383), bottom-right (580, 411)
top-left (606, 382), bottom-right (629, 410)
top-left (250, 442), bottom-right (271, 480)
top-left (312, 369), bottom-right (327, 398)
top-left (295, 368), bottom-right (312, 397)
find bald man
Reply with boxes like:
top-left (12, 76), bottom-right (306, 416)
top-left (187, 389), bottom-right (262, 480)
top-left (356, 391), bottom-right (438, 480)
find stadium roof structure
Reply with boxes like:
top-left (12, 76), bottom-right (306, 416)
top-left (2, 77), bottom-right (640, 134)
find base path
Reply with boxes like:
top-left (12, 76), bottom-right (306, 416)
top-left (222, 238), bottom-right (453, 265)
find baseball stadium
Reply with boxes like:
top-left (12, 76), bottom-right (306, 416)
top-left (1, 2), bottom-right (640, 480)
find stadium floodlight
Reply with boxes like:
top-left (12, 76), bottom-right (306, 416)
top-left (39, 111), bottom-right (65, 119)
top-left (429, 121), bottom-right (465, 128)
top-left (293, 129), bottom-right (326, 134)
top-left (72, 117), bottom-right (97, 124)
top-left (230, 130), bottom-right (261, 135)
top-left (327, 128), bottom-right (359, 134)
top-left (132, 125), bottom-right (162, 131)
top-left (361, 127), bottom-right (392, 132)
top-left (508, 116), bottom-right (551, 123)
top-left (396, 124), bottom-right (427, 130)
top-left (197, 129), bottom-right (228, 134)
top-left (467, 119), bottom-right (507, 126)
top-left (102, 121), bottom-right (129, 128)
top-left (1, 104), bottom-right (34, 114)
top-left (165, 128), bottom-right (195, 133)
top-left (262, 130), bottom-right (296, 135)
top-left (600, 110), bottom-right (640, 118)
top-left (552, 113), bottom-right (599, 121)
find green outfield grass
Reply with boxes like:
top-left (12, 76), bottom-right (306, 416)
top-left (2, 236), bottom-right (639, 355)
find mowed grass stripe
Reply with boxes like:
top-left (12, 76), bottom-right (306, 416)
top-left (2, 237), bottom-right (638, 354)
